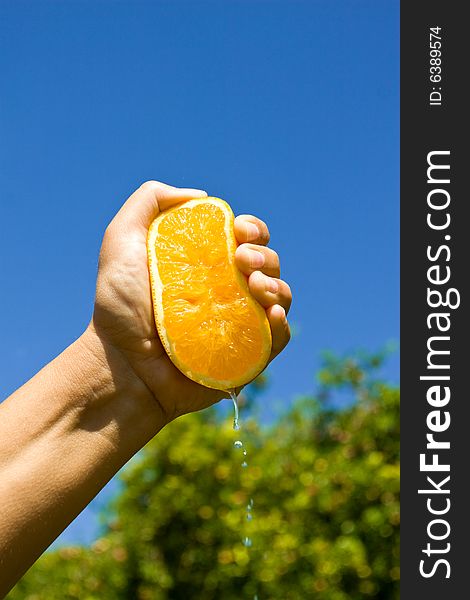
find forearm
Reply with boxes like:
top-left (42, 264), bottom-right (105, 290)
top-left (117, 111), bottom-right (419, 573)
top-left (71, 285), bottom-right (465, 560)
top-left (0, 326), bottom-right (164, 595)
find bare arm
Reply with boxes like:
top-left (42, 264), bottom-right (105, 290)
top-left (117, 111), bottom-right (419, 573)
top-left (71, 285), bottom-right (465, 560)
top-left (0, 181), bottom-right (292, 596)
top-left (0, 326), bottom-right (161, 593)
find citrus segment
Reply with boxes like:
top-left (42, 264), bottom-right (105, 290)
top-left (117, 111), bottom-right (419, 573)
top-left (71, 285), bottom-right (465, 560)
top-left (147, 198), bottom-right (272, 390)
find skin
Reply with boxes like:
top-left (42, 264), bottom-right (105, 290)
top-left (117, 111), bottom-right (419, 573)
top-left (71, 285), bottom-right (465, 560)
top-left (0, 181), bottom-right (292, 596)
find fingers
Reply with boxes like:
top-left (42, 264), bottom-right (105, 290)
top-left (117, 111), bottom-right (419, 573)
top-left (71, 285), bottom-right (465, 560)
top-left (234, 215), bottom-right (292, 361)
top-left (248, 271), bottom-right (292, 314)
top-left (247, 269), bottom-right (292, 362)
top-left (267, 304), bottom-right (291, 361)
top-left (234, 215), bottom-right (270, 246)
top-left (112, 180), bottom-right (207, 232)
top-left (235, 244), bottom-right (280, 278)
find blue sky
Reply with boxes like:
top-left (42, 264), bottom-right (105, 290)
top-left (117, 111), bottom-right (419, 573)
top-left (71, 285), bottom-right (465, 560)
top-left (0, 1), bottom-right (399, 546)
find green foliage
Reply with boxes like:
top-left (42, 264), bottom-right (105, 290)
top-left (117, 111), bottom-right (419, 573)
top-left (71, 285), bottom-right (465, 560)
top-left (9, 353), bottom-right (399, 599)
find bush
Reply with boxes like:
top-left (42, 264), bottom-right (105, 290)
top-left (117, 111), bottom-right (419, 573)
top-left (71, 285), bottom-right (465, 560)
top-left (9, 352), bottom-right (399, 599)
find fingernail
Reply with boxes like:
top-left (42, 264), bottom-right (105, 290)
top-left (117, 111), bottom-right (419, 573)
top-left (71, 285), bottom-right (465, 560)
top-left (249, 250), bottom-right (265, 268)
top-left (267, 278), bottom-right (279, 293)
top-left (246, 223), bottom-right (259, 241)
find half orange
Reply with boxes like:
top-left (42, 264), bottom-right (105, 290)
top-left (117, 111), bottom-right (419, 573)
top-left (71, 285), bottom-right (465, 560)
top-left (147, 197), bottom-right (272, 391)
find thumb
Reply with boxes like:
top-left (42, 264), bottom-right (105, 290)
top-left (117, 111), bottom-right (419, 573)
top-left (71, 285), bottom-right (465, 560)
top-left (112, 180), bottom-right (208, 232)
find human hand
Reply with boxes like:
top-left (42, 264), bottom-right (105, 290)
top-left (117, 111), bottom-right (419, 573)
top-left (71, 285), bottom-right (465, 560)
top-left (90, 181), bottom-right (291, 426)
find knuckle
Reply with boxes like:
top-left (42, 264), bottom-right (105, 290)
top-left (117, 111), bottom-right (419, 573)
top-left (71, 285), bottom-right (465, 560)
top-left (250, 269), bottom-right (264, 284)
top-left (252, 218), bottom-right (269, 244)
top-left (249, 254), bottom-right (261, 270)
top-left (268, 249), bottom-right (281, 275)
top-left (260, 224), bottom-right (270, 245)
top-left (139, 180), bottom-right (157, 192)
top-left (282, 280), bottom-right (292, 298)
top-left (235, 243), bottom-right (249, 257)
top-left (238, 214), bottom-right (270, 244)
top-left (270, 248), bottom-right (280, 263)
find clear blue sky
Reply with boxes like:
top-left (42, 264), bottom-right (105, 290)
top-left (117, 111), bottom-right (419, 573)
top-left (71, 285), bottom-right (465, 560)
top-left (0, 1), bottom-right (399, 546)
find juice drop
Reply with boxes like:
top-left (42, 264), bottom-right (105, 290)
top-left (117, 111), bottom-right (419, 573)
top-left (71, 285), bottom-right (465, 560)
top-left (229, 390), bottom-right (256, 555)
top-left (229, 389), bottom-right (240, 431)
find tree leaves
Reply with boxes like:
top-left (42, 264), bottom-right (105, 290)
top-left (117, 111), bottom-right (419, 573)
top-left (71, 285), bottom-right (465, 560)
top-left (10, 352), bottom-right (399, 600)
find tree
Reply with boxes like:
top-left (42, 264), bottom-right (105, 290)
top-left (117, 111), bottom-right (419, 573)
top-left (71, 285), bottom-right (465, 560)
top-left (9, 352), bottom-right (399, 599)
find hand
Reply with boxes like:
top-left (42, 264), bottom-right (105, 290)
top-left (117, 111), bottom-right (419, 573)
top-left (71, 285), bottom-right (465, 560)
top-left (0, 182), bottom-right (292, 593)
top-left (91, 181), bottom-right (292, 425)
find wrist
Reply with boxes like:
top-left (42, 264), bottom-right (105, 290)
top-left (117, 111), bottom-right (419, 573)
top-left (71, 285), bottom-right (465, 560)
top-left (67, 325), bottom-right (165, 457)
top-left (0, 325), bottom-right (165, 592)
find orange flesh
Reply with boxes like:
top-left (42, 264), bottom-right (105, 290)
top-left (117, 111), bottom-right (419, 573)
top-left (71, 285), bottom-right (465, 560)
top-left (152, 202), bottom-right (270, 386)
